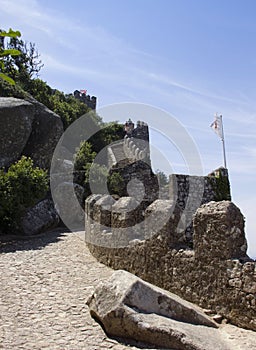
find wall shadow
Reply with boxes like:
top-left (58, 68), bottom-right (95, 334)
top-left (0, 227), bottom-right (69, 253)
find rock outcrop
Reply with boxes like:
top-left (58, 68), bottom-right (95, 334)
top-left (52, 182), bottom-right (85, 230)
top-left (0, 97), bottom-right (63, 170)
top-left (0, 98), bottom-right (35, 168)
top-left (23, 96), bottom-right (63, 170)
top-left (87, 270), bottom-right (233, 350)
top-left (21, 199), bottom-right (59, 235)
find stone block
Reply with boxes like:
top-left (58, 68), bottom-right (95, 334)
top-left (193, 201), bottom-right (247, 261)
top-left (86, 270), bottom-right (234, 350)
top-left (111, 197), bottom-right (144, 246)
top-left (145, 199), bottom-right (185, 246)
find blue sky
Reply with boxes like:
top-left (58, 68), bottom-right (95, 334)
top-left (1, 0), bottom-right (256, 258)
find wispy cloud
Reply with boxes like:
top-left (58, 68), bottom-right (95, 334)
top-left (2, 0), bottom-right (255, 124)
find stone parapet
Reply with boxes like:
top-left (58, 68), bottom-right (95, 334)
top-left (85, 198), bottom-right (256, 331)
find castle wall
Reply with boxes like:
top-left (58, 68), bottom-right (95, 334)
top-left (109, 160), bottom-right (159, 204)
top-left (85, 198), bottom-right (256, 331)
top-left (91, 119), bottom-right (254, 329)
top-left (73, 90), bottom-right (97, 110)
top-left (122, 121), bottom-right (150, 164)
top-left (168, 173), bottom-right (229, 242)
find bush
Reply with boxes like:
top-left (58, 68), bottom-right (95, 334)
top-left (107, 172), bottom-right (125, 196)
top-left (0, 77), bottom-right (26, 98)
top-left (0, 156), bottom-right (48, 233)
top-left (84, 163), bottom-right (108, 196)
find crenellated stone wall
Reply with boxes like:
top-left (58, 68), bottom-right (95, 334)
top-left (109, 160), bottom-right (159, 204)
top-left (85, 198), bottom-right (256, 331)
top-left (122, 120), bottom-right (150, 164)
top-left (84, 118), bottom-right (255, 331)
top-left (73, 90), bottom-right (97, 110)
top-left (168, 169), bottom-right (231, 242)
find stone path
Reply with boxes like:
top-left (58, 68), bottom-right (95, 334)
top-left (0, 230), bottom-right (255, 350)
top-left (0, 230), bottom-right (156, 350)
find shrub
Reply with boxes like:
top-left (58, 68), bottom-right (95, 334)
top-left (0, 156), bottom-right (48, 233)
top-left (107, 172), bottom-right (125, 196)
top-left (84, 163), bottom-right (108, 197)
top-left (0, 77), bottom-right (26, 98)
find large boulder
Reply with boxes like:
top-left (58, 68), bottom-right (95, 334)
top-left (52, 182), bottom-right (85, 229)
top-left (23, 96), bottom-right (63, 170)
top-left (0, 98), bottom-right (35, 168)
top-left (0, 96), bottom-right (63, 170)
top-left (87, 270), bottom-right (232, 350)
top-left (21, 199), bottom-right (59, 235)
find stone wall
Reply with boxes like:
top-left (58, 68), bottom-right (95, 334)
top-left (109, 160), bottom-right (159, 204)
top-left (73, 90), bottom-right (97, 110)
top-left (168, 170), bottom-right (231, 242)
top-left (122, 121), bottom-right (150, 164)
top-left (85, 197), bottom-right (256, 331)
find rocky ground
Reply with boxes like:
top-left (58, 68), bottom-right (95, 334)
top-left (0, 229), bottom-right (255, 350)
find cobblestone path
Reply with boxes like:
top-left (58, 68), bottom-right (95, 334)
top-left (0, 230), bottom-right (156, 350)
top-left (1, 230), bottom-right (255, 350)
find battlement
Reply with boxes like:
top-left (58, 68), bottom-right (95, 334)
top-left (83, 118), bottom-right (256, 330)
top-left (107, 119), bottom-right (150, 168)
top-left (73, 90), bottom-right (97, 110)
top-left (85, 197), bottom-right (255, 331)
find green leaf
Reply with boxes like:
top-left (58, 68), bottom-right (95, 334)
top-left (0, 28), bottom-right (21, 38)
top-left (0, 49), bottom-right (21, 57)
top-left (0, 73), bottom-right (15, 85)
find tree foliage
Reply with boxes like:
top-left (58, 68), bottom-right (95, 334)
top-left (2, 36), bottom-right (43, 88)
top-left (0, 29), bottom-right (126, 204)
top-left (49, 90), bottom-right (91, 129)
top-left (74, 141), bottom-right (96, 172)
top-left (0, 156), bottom-right (49, 233)
top-left (0, 28), bottom-right (21, 85)
top-left (107, 171), bottom-right (125, 196)
top-left (156, 169), bottom-right (169, 187)
top-left (84, 163), bottom-right (108, 196)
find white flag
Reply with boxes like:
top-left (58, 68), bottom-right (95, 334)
top-left (210, 114), bottom-right (223, 140)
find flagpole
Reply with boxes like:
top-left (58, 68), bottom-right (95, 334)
top-left (220, 115), bottom-right (227, 169)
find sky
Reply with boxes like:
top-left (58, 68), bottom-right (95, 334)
top-left (1, 0), bottom-right (256, 258)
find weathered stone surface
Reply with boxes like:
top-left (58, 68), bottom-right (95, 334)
top-left (87, 270), bottom-right (235, 350)
top-left (94, 195), bottom-right (116, 227)
top-left (23, 96), bottom-right (63, 169)
top-left (52, 182), bottom-right (84, 229)
top-left (21, 199), bottom-right (59, 235)
top-left (194, 201), bottom-right (248, 261)
top-left (110, 160), bottom-right (158, 203)
top-left (0, 96), bottom-right (63, 170)
top-left (0, 97), bottom-right (35, 168)
top-left (145, 199), bottom-right (184, 244)
top-left (0, 231), bottom-right (255, 350)
top-left (111, 197), bottom-right (144, 246)
top-left (86, 199), bottom-right (256, 331)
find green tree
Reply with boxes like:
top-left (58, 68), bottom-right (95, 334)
top-left (3, 35), bottom-right (43, 88)
top-left (26, 78), bottom-right (52, 107)
top-left (107, 172), bottom-right (125, 196)
top-left (0, 28), bottom-right (21, 84)
top-left (84, 163), bottom-right (108, 196)
top-left (49, 90), bottom-right (90, 129)
top-left (74, 141), bottom-right (96, 172)
top-left (156, 169), bottom-right (169, 187)
top-left (89, 121), bottom-right (124, 154)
